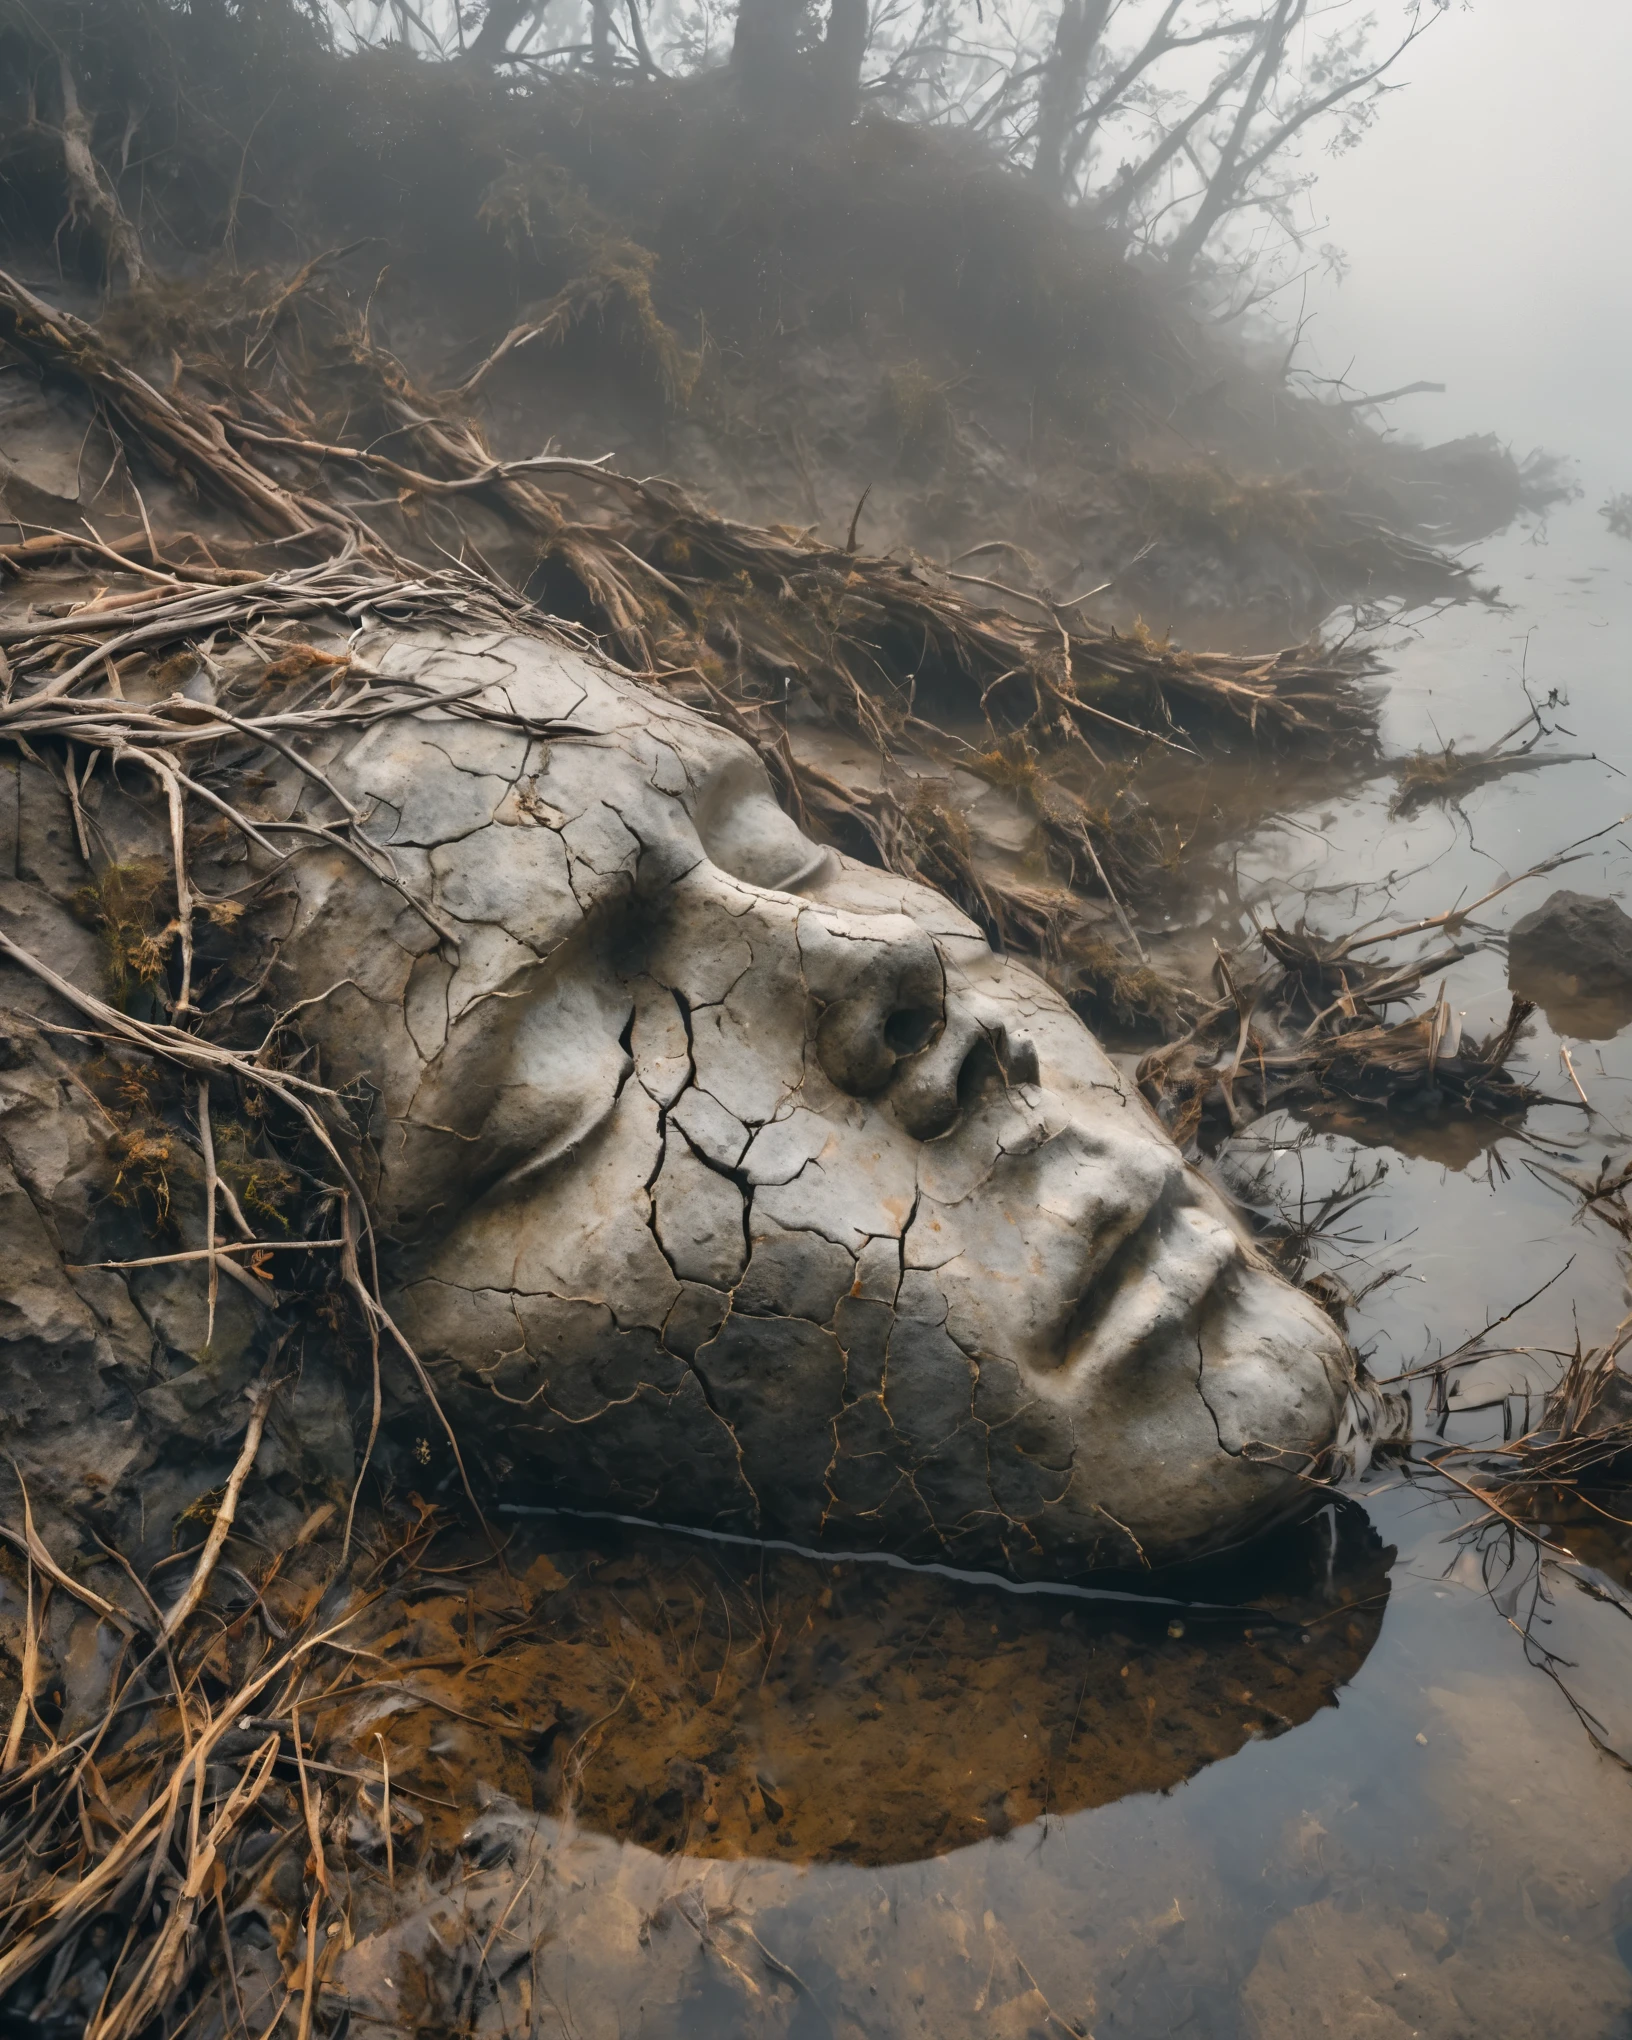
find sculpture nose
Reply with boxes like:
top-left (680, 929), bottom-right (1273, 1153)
top-left (798, 915), bottom-right (1038, 1137)
top-left (889, 1000), bottom-right (1039, 1139)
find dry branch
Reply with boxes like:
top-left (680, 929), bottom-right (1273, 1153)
top-left (160, 1378), bottom-right (280, 1640)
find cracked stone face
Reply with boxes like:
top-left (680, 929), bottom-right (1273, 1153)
top-left (251, 628), bottom-right (1387, 1573)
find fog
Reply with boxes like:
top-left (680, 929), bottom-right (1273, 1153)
top-left (1306, 0), bottom-right (1632, 495)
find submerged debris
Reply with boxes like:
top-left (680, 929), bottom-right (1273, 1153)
top-left (1412, 1323), bottom-right (1632, 1759)
top-left (1138, 918), bottom-right (1547, 1150)
top-left (1530, 1150), bottom-right (1632, 1241)
top-left (1387, 704), bottom-right (1591, 817)
top-left (1215, 1133), bottom-right (1401, 1329)
top-left (1139, 805), bottom-right (1632, 1149)
top-left (1602, 492), bottom-right (1632, 541)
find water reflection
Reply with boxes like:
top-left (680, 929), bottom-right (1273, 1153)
top-left (1506, 954), bottom-right (1632, 1045)
top-left (1297, 1098), bottom-right (1517, 1171)
top-left (329, 1505), bottom-right (1389, 1872)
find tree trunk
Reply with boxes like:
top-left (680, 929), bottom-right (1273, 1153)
top-left (1032, 0), bottom-right (1111, 199)
top-left (822, 0), bottom-right (869, 116)
top-left (55, 57), bottom-right (142, 287)
top-left (468, 0), bottom-right (543, 62)
top-left (731, 0), bottom-right (804, 95)
top-left (591, 0), bottom-right (615, 70)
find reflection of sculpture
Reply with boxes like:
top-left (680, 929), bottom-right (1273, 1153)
top-left (0, 627), bottom-right (1395, 1573)
top-left (262, 630), bottom-right (1392, 1571)
top-left (315, 1501), bottom-right (1393, 1870)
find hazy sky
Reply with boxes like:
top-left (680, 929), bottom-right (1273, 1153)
top-left (1302, 0), bottom-right (1632, 494)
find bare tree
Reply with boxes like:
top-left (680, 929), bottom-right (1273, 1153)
top-left (864, 0), bottom-right (1447, 288)
top-left (1159, 0), bottom-right (1446, 279)
top-left (327, 0), bottom-right (1449, 295)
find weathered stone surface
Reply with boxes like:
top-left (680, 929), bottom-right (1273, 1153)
top-left (0, 624), bottom-right (1402, 1575)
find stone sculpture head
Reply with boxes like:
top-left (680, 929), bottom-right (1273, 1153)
top-left (262, 625), bottom-right (1391, 1575)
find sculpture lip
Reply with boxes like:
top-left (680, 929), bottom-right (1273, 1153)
top-left (1059, 1189), bottom-right (1240, 1378)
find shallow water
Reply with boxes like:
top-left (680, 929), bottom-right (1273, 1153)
top-left (329, 502), bottom-right (1632, 2039)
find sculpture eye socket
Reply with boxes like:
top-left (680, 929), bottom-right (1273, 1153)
top-left (693, 755), bottom-right (829, 892)
top-left (884, 1005), bottom-right (941, 1055)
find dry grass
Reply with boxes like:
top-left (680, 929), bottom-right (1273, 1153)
top-left (0, 1484), bottom-right (465, 2037)
top-left (73, 860), bottom-right (178, 1008)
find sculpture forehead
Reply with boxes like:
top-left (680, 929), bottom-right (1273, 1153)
top-left (352, 628), bottom-right (732, 844)
top-left (318, 626), bottom-right (1046, 1007)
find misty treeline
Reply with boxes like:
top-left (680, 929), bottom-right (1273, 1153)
top-left (395, 0), bottom-right (1447, 297)
top-left (0, 0), bottom-right (1446, 306)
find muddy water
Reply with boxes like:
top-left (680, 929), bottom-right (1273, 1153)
top-left (334, 504), bottom-right (1632, 2038)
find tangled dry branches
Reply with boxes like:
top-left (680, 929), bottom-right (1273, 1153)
top-left (0, 261), bottom-right (1387, 1020)
top-left (1137, 918), bottom-right (1548, 1150)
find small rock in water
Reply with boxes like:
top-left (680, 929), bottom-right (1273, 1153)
top-left (1508, 889), bottom-right (1632, 1039)
top-left (1509, 889), bottom-right (1632, 994)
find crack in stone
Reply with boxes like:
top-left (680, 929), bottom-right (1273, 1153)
top-left (1194, 1323), bottom-right (1238, 1457)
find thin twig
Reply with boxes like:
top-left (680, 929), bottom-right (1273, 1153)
top-left (161, 1377), bottom-right (281, 1640)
